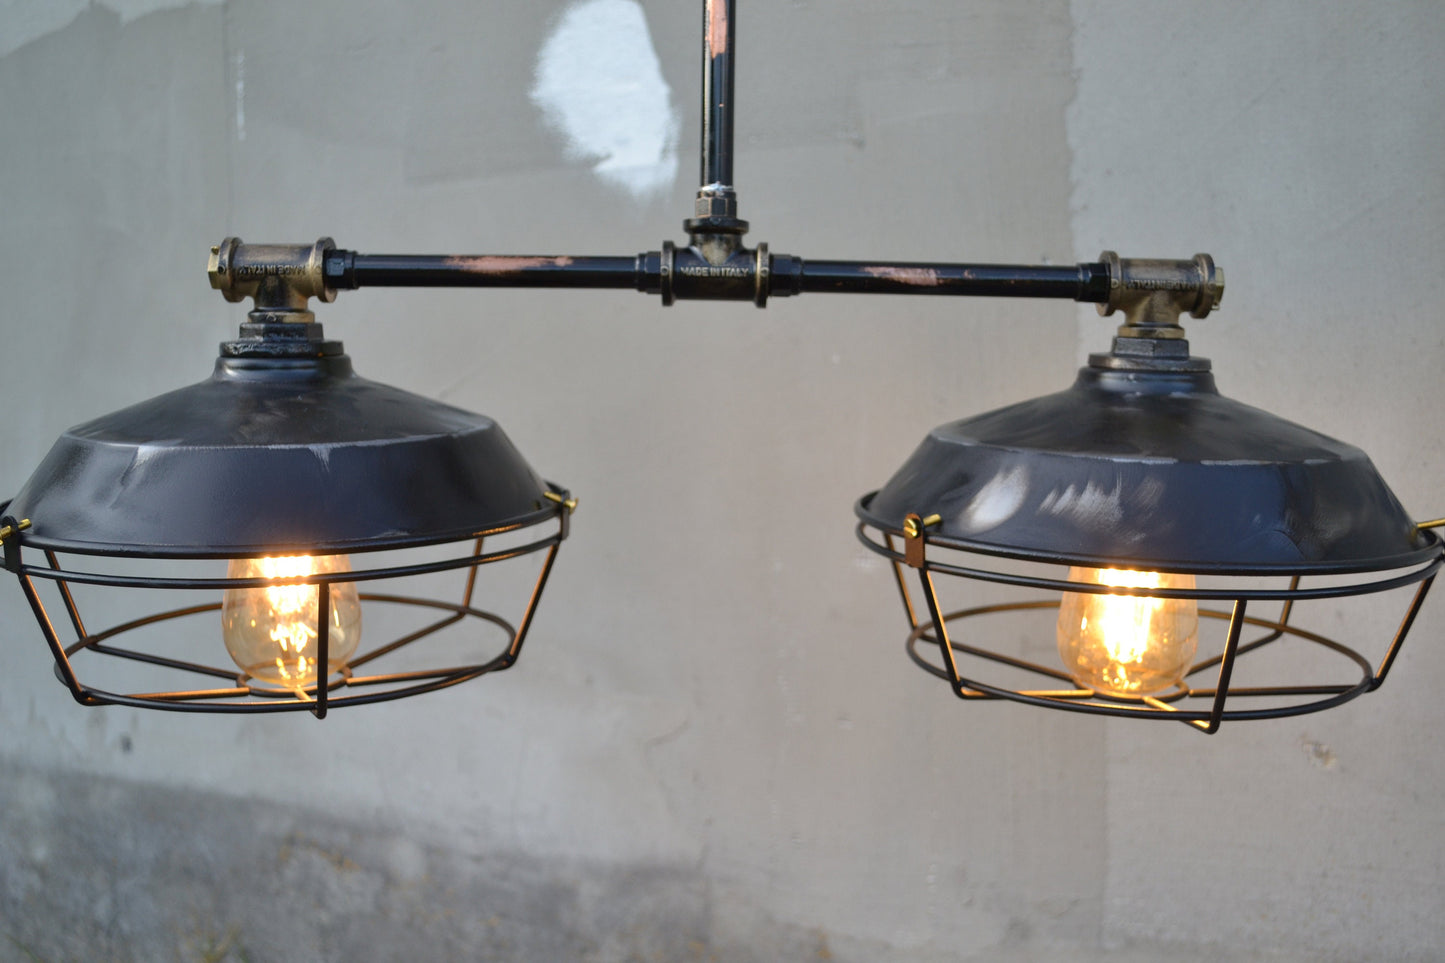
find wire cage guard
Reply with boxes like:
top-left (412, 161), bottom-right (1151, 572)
top-left (856, 505), bottom-right (1442, 733)
top-left (7, 502), bottom-right (569, 719)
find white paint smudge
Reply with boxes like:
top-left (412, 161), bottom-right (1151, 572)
top-left (2, 0), bottom-right (223, 59)
top-left (96, 0), bottom-right (220, 21)
top-left (232, 49), bottom-right (245, 142)
top-left (958, 467), bottom-right (1028, 533)
top-left (1038, 479), bottom-right (1124, 528)
top-left (531, 0), bottom-right (679, 200)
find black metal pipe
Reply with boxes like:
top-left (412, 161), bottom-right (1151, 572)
top-left (325, 247), bottom-right (1114, 304)
top-left (328, 253), bottom-right (645, 290)
top-left (700, 0), bottom-right (736, 188)
top-left (783, 259), bottom-right (1112, 302)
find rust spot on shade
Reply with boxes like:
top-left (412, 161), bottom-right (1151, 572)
top-left (443, 255), bottom-right (575, 275)
top-left (707, 0), bottom-right (729, 55)
top-left (862, 265), bottom-right (941, 287)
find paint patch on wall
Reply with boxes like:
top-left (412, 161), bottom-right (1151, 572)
top-left (1, 0), bottom-right (223, 59)
top-left (232, 49), bottom-right (246, 142)
top-left (531, 0), bottom-right (679, 200)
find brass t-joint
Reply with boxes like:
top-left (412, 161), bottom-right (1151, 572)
top-left (208, 237), bottom-right (337, 322)
top-left (1098, 251), bottom-right (1224, 337)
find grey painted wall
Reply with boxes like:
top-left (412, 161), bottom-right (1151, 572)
top-left (0, 1), bottom-right (1441, 960)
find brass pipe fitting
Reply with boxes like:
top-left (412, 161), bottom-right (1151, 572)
top-left (208, 237), bottom-right (338, 320)
top-left (1098, 251), bottom-right (1224, 336)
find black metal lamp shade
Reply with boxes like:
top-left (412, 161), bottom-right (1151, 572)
top-left (8, 351), bottom-right (557, 557)
top-left (856, 343), bottom-right (1442, 731)
top-left (4, 330), bottom-right (572, 716)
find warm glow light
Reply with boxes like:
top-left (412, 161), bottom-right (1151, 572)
top-left (1056, 566), bottom-right (1197, 697)
top-left (221, 554), bottom-right (362, 692)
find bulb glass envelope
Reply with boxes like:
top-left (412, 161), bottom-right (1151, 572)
top-left (856, 344), bottom-right (1442, 732)
top-left (2, 330), bottom-right (570, 717)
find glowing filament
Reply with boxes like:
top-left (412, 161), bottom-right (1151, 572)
top-left (1056, 566), bottom-right (1198, 697)
top-left (221, 554), bottom-right (362, 692)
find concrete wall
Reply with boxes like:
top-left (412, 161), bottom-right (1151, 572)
top-left (0, 1), bottom-right (1441, 960)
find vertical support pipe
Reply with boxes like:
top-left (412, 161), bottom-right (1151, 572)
top-left (700, 0), bottom-right (736, 189)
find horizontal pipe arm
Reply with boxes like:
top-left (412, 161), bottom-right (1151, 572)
top-left (327, 252), bottom-right (646, 291)
top-left (215, 238), bottom-right (1209, 315)
top-left (319, 247), bottom-right (1111, 303)
top-left (780, 258), bottom-right (1111, 302)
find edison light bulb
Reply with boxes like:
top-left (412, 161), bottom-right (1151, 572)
top-left (1056, 567), bottom-right (1197, 697)
top-left (221, 554), bottom-right (362, 691)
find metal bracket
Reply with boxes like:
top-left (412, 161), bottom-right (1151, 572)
top-left (544, 489), bottom-right (578, 540)
top-left (901, 512), bottom-right (941, 569)
top-left (0, 515), bottom-right (29, 572)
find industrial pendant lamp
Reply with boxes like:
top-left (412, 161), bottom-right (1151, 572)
top-left (3, 1), bottom-right (1439, 728)
top-left (855, 255), bottom-right (1441, 731)
top-left (4, 239), bottom-right (572, 716)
